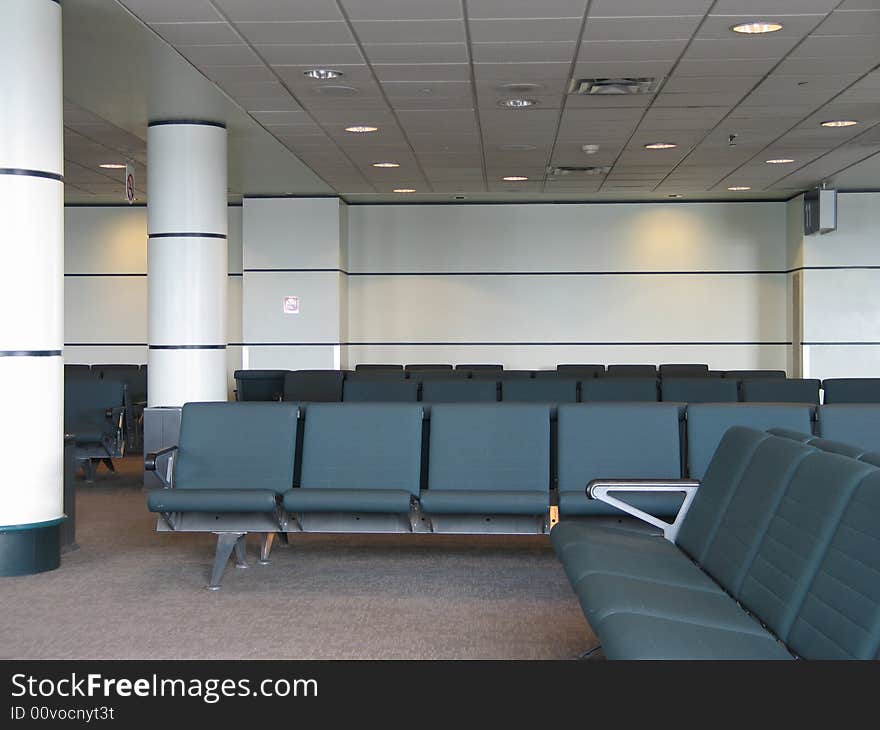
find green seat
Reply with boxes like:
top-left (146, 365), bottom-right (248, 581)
top-left (147, 489), bottom-right (278, 513)
top-left (419, 489), bottom-right (548, 515)
top-left (283, 489), bottom-right (413, 514)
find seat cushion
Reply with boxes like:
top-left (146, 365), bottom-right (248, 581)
top-left (558, 489), bottom-right (684, 517)
top-left (419, 489), bottom-right (548, 515)
top-left (283, 488), bottom-right (413, 513)
top-left (147, 488), bottom-right (278, 513)
top-left (597, 613), bottom-right (793, 660)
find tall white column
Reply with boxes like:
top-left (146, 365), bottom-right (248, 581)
top-left (147, 121), bottom-right (228, 406)
top-left (0, 0), bottom-right (64, 574)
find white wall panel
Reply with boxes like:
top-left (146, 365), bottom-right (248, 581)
top-left (802, 269), bottom-right (880, 343)
top-left (802, 193), bottom-right (880, 268)
top-left (64, 276), bottom-right (148, 344)
top-left (245, 345), bottom-right (338, 371)
top-left (243, 271), bottom-right (343, 342)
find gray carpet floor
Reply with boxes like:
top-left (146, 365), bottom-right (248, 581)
top-left (0, 457), bottom-right (594, 659)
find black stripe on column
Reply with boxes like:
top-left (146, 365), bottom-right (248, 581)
top-left (0, 350), bottom-right (62, 357)
top-left (148, 120), bottom-right (226, 129)
top-left (148, 232), bottom-right (227, 239)
top-left (149, 345), bottom-right (227, 350)
top-left (0, 168), bottom-right (63, 182)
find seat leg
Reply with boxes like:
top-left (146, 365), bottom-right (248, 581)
top-left (207, 532), bottom-right (246, 591)
top-left (102, 457), bottom-right (116, 473)
top-left (233, 533), bottom-right (249, 568)
top-left (81, 458), bottom-right (95, 482)
top-left (258, 532), bottom-right (275, 565)
top-left (578, 644), bottom-right (605, 661)
top-left (277, 531), bottom-right (290, 547)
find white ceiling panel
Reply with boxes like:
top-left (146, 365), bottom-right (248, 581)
top-left (588, 0), bottom-right (712, 16)
top-left (471, 41), bottom-right (577, 64)
top-left (814, 9), bottom-right (880, 34)
top-left (339, 0), bottom-right (463, 21)
top-left (176, 43), bottom-right (262, 66)
top-left (351, 20), bottom-right (465, 43)
top-left (711, 0), bottom-right (839, 11)
top-left (685, 36), bottom-right (800, 59)
top-left (361, 43), bottom-right (469, 64)
top-left (120, 0), bottom-right (223, 23)
top-left (468, 18), bottom-right (582, 43)
top-left (213, 0), bottom-right (344, 22)
top-left (258, 44), bottom-right (365, 65)
top-left (789, 34), bottom-right (880, 58)
top-left (577, 40), bottom-right (689, 62)
top-left (150, 22), bottom-right (241, 45)
top-left (371, 64), bottom-right (472, 82)
top-left (235, 21), bottom-right (355, 44)
top-left (583, 16), bottom-right (702, 42)
top-left (467, 0), bottom-right (588, 19)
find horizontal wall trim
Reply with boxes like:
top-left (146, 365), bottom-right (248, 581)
top-left (149, 344), bottom-right (227, 350)
top-left (0, 168), bottom-right (63, 182)
top-left (148, 232), bottom-right (227, 239)
top-left (148, 119), bottom-right (226, 129)
top-left (802, 342), bottom-right (880, 346)
top-left (244, 268), bottom-right (343, 273)
top-left (65, 343), bottom-right (146, 347)
top-left (0, 350), bottom-right (62, 357)
top-left (63, 272), bottom-right (244, 277)
top-left (343, 197), bottom-right (794, 206)
top-left (242, 194), bottom-right (340, 200)
top-left (239, 341), bottom-right (792, 347)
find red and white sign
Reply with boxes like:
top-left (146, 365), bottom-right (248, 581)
top-left (125, 162), bottom-right (136, 204)
top-left (282, 296), bottom-right (300, 314)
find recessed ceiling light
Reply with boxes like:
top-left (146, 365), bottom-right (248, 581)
top-left (303, 68), bottom-right (343, 80)
top-left (99, 163), bottom-right (126, 169)
top-left (728, 186), bottom-right (751, 191)
top-left (393, 188), bottom-right (416, 193)
top-left (765, 158), bottom-right (795, 164)
top-left (644, 142), bottom-right (678, 150)
top-left (372, 162), bottom-right (400, 168)
top-left (345, 125), bottom-right (378, 133)
top-left (499, 98), bottom-right (537, 108)
top-left (821, 119), bottom-right (858, 127)
top-left (502, 176), bottom-right (528, 181)
top-left (668, 194), bottom-right (684, 198)
top-left (499, 143), bottom-right (537, 151)
top-left (731, 21), bottom-right (783, 34)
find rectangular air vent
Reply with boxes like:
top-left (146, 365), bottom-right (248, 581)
top-left (568, 77), bottom-right (663, 95)
top-left (548, 165), bottom-right (611, 176)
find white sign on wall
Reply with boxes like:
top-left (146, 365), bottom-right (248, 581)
top-left (282, 296), bottom-right (300, 314)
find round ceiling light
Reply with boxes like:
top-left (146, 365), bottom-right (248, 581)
top-left (644, 142), bottom-right (678, 150)
top-left (393, 188), bottom-right (416, 193)
top-left (731, 21), bottom-right (783, 34)
top-left (345, 126), bottom-right (378, 133)
top-left (303, 68), bottom-right (343, 80)
top-left (727, 186), bottom-right (751, 191)
top-left (99, 163), bottom-right (126, 169)
top-left (499, 143), bottom-right (537, 151)
top-left (317, 85), bottom-right (359, 96)
top-left (372, 162), bottom-right (400, 168)
top-left (502, 176), bottom-right (528, 181)
top-left (765, 158), bottom-right (794, 164)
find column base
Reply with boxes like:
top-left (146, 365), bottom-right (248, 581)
top-left (0, 520), bottom-right (63, 576)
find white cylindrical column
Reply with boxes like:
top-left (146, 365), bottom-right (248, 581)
top-left (147, 121), bottom-right (228, 407)
top-left (0, 0), bottom-right (64, 574)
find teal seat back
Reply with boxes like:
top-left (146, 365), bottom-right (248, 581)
top-left (234, 370), bottom-right (288, 401)
top-left (581, 378), bottom-right (658, 402)
top-left (818, 404), bottom-right (880, 454)
top-left (64, 378), bottom-right (126, 437)
top-left (421, 380), bottom-right (497, 402)
top-left (174, 402), bottom-right (298, 493)
top-left (503, 378), bottom-right (578, 403)
top-left (557, 403), bottom-right (682, 491)
top-left (788, 469), bottom-right (880, 659)
top-left (822, 378), bottom-right (880, 404)
top-left (686, 403), bottom-right (814, 479)
top-left (343, 379), bottom-right (418, 402)
top-left (661, 377), bottom-right (738, 403)
top-left (428, 404), bottom-right (550, 492)
top-left (737, 452), bottom-right (875, 643)
top-left (741, 378), bottom-right (820, 404)
top-left (300, 403), bottom-right (423, 496)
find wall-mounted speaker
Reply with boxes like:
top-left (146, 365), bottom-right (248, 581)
top-left (804, 187), bottom-right (837, 235)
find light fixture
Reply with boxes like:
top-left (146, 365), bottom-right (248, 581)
top-left (821, 119), bottom-right (858, 128)
top-left (499, 98), bottom-right (536, 108)
top-left (372, 162), bottom-right (400, 168)
top-left (644, 142), bottom-right (677, 150)
top-left (99, 163), bottom-right (126, 169)
top-left (393, 188), bottom-right (416, 193)
top-left (731, 21), bottom-right (783, 34)
top-left (502, 176), bottom-right (528, 181)
top-left (728, 186), bottom-right (751, 191)
top-left (668, 194), bottom-right (684, 198)
top-left (345, 125), bottom-right (378, 133)
top-left (303, 68), bottom-right (343, 80)
top-left (766, 158), bottom-right (794, 164)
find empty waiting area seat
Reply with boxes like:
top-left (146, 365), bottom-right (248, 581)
top-left (685, 403), bottom-right (814, 479)
top-left (502, 378), bottom-right (578, 403)
top-left (421, 379), bottom-right (497, 403)
top-left (556, 364), bottom-right (604, 378)
top-left (282, 370), bottom-right (344, 402)
top-left (740, 378), bottom-right (820, 404)
top-left (146, 402), bottom-right (299, 589)
top-left (64, 378), bottom-right (128, 480)
top-left (456, 363), bottom-right (502, 371)
top-left (606, 364), bottom-right (657, 378)
top-left (343, 379), bottom-right (418, 402)
top-left (404, 364), bottom-right (452, 371)
top-left (421, 404), bottom-right (550, 516)
top-left (581, 377), bottom-right (658, 402)
top-left (284, 404), bottom-right (424, 515)
top-left (411, 368), bottom-right (470, 380)
top-left (818, 404), bottom-right (880, 454)
top-left (822, 378), bottom-right (880, 404)
top-left (234, 370), bottom-right (288, 401)
top-left (660, 377), bottom-right (738, 403)
top-left (471, 369), bottom-right (532, 380)
top-left (723, 369), bottom-right (785, 379)
top-left (344, 368), bottom-right (407, 381)
top-left (355, 364), bottom-right (403, 371)
top-left (659, 364), bottom-right (709, 378)
top-left (557, 403), bottom-right (684, 518)
top-left (552, 427), bottom-right (880, 658)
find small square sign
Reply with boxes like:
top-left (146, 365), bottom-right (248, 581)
top-left (282, 296), bottom-right (300, 314)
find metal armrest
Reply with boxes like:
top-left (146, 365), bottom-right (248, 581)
top-left (586, 479), bottom-right (700, 543)
top-left (145, 445), bottom-right (178, 471)
top-left (145, 445), bottom-right (178, 489)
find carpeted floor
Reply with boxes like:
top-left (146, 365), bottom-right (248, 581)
top-left (0, 457), bottom-right (594, 659)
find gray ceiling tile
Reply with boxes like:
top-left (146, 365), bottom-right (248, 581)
top-left (258, 44), bottom-right (364, 66)
top-left (361, 43), bottom-right (469, 64)
top-left (150, 22), bottom-right (240, 45)
top-left (675, 58), bottom-right (780, 76)
top-left (382, 80), bottom-right (474, 97)
top-left (583, 16), bottom-right (702, 41)
top-left (577, 39), bottom-right (689, 62)
top-left (711, 0), bottom-right (839, 11)
top-left (340, 0), bottom-right (463, 21)
top-left (685, 36), bottom-right (799, 59)
top-left (239, 96), bottom-right (304, 112)
top-left (468, 18), bottom-right (582, 42)
top-left (119, 0), bottom-right (222, 23)
top-left (789, 35), bottom-right (880, 58)
top-left (213, 0), bottom-right (343, 22)
top-left (371, 64), bottom-right (472, 82)
top-left (589, 0), bottom-right (712, 16)
top-left (202, 65), bottom-right (278, 83)
top-left (471, 41), bottom-right (577, 64)
top-left (467, 0), bottom-right (588, 19)
top-left (176, 44), bottom-right (262, 66)
top-left (811, 10), bottom-right (880, 35)
top-left (473, 62), bottom-right (573, 83)
top-left (235, 21), bottom-right (355, 45)
top-left (351, 19), bottom-right (466, 43)
top-left (774, 55), bottom-right (879, 75)
top-left (662, 75), bottom-right (761, 94)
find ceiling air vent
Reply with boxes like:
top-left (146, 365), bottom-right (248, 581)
top-left (568, 77), bottom-right (663, 95)
top-left (548, 165), bottom-right (611, 177)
